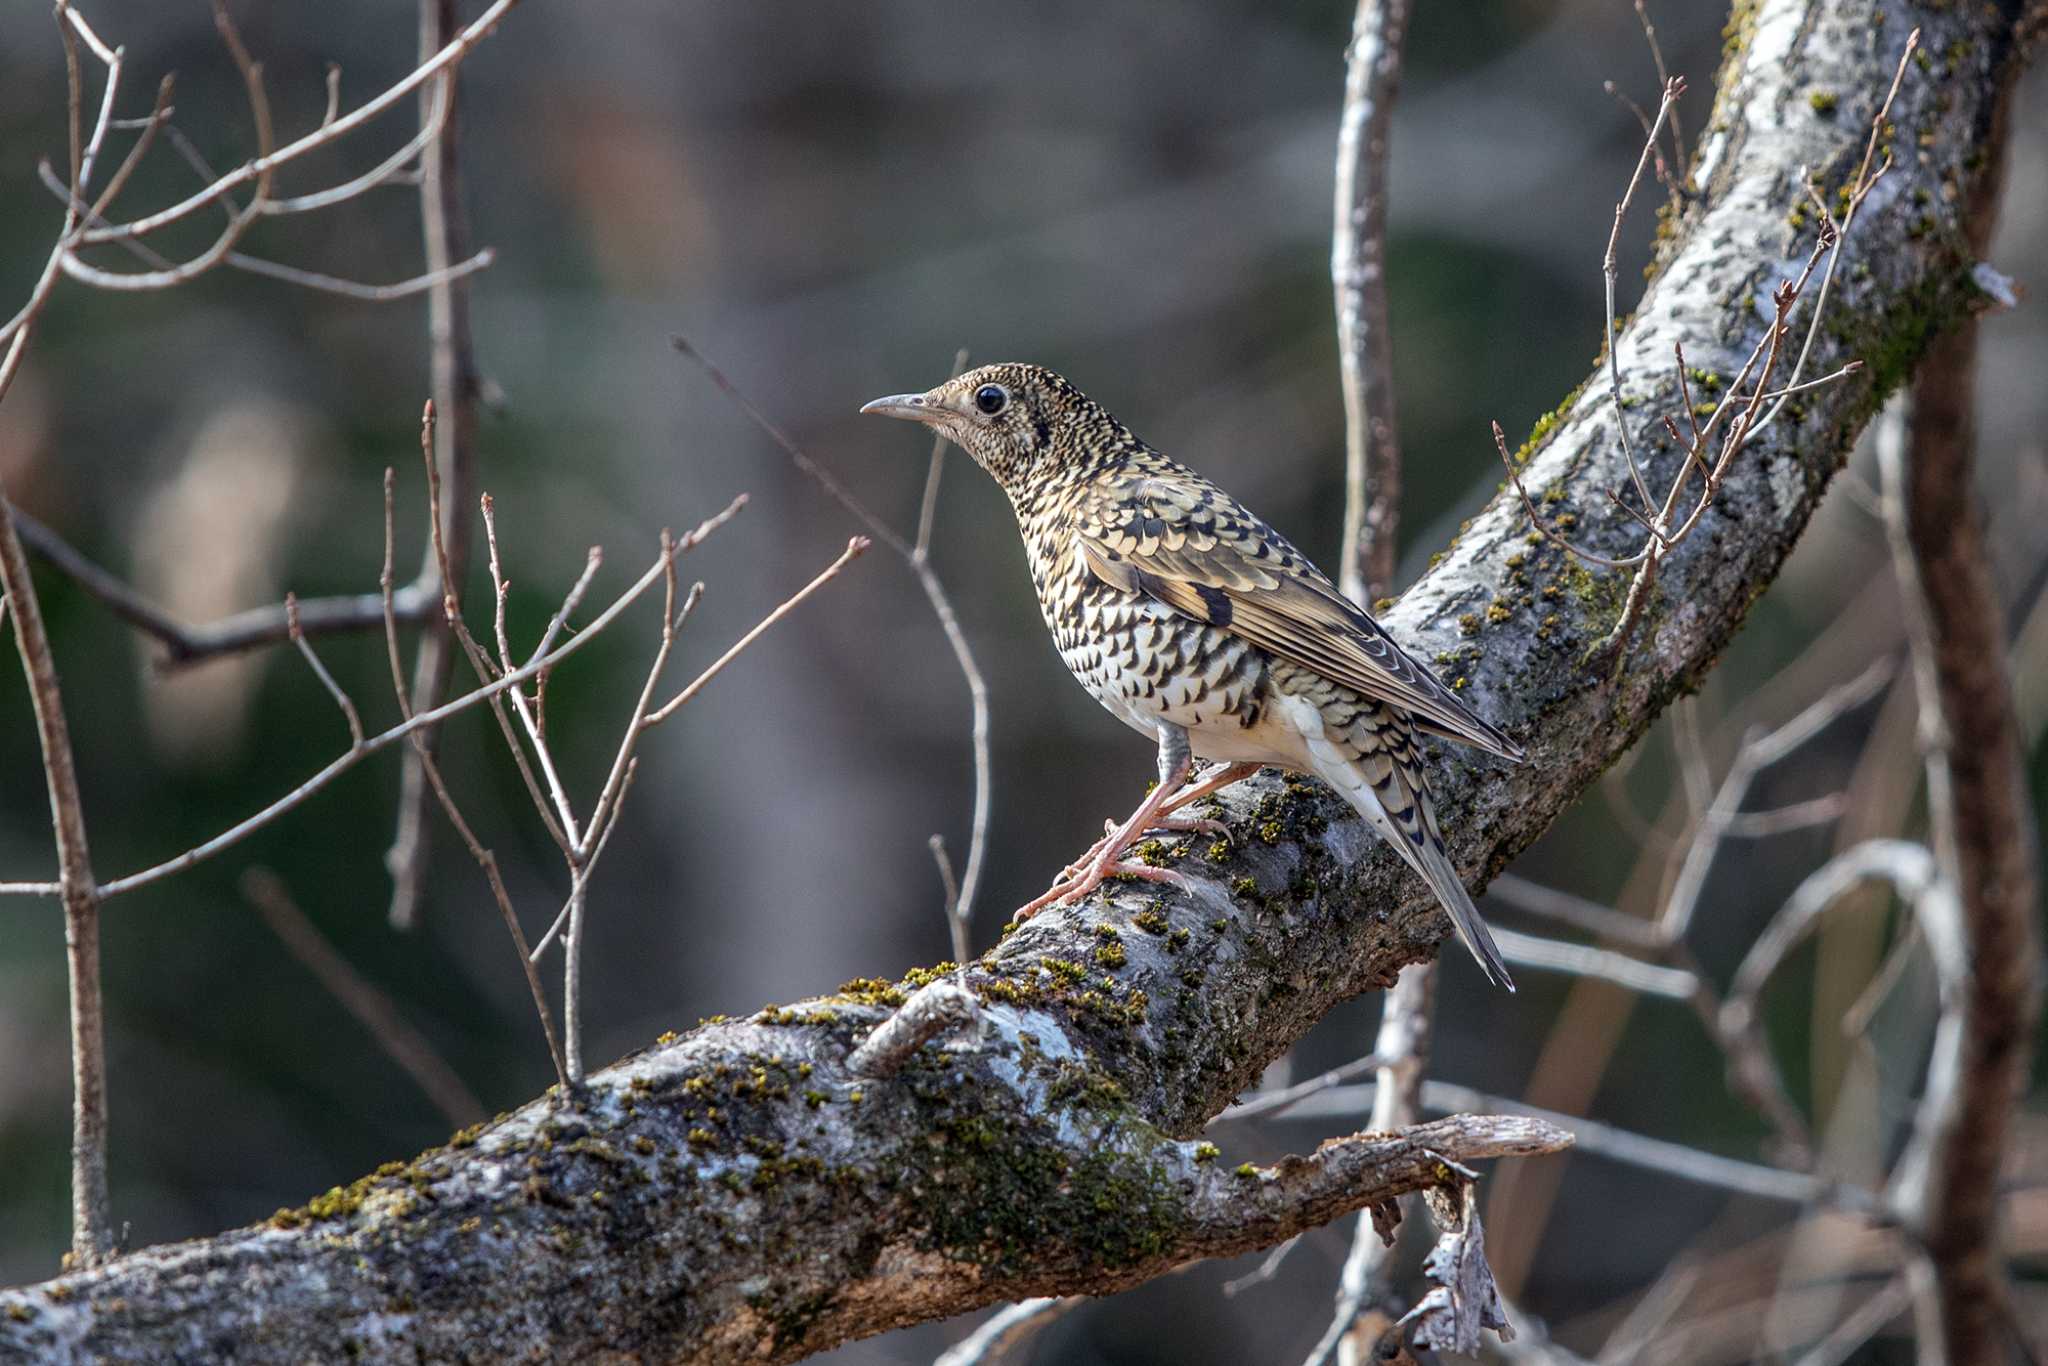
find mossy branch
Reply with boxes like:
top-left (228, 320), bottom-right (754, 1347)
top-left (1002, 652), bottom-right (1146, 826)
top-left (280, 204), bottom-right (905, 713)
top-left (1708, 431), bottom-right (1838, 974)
top-left (0, 0), bottom-right (2034, 1360)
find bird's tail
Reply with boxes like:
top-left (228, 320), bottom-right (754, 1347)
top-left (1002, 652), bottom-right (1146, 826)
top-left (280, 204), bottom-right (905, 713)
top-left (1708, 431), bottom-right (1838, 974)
top-left (1404, 816), bottom-right (1515, 992)
top-left (1282, 694), bottom-right (1516, 991)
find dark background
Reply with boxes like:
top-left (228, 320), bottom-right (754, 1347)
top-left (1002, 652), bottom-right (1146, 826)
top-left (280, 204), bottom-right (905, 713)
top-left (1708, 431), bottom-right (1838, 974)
top-left (1, 2), bottom-right (2042, 1359)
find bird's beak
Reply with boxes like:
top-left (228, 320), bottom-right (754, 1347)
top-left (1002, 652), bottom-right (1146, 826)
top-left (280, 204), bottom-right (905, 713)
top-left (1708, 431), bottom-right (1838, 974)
top-left (859, 392), bottom-right (941, 424)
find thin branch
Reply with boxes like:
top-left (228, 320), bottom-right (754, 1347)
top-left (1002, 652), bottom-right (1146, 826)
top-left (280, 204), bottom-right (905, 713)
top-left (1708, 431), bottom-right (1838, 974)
top-left (10, 499), bottom-right (435, 661)
top-left (285, 593), bottom-right (363, 747)
top-left (1272, 1078), bottom-right (1878, 1213)
top-left (0, 493), bottom-right (109, 1266)
top-left (1332, 0), bottom-right (1409, 605)
top-left (1789, 1274), bottom-right (1912, 1366)
top-left (928, 836), bottom-right (969, 966)
top-left (1881, 312), bottom-right (2041, 1359)
top-left (221, 246), bottom-right (494, 301)
top-left (73, 0), bottom-right (520, 248)
top-left (1485, 873), bottom-right (1664, 951)
top-left (81, 535), bottom-right (677, 903)
top-left (560, 530), bottom-right (684, 1082)
top-left (906, 349), bottom-right (992, 947)
top-left (1748, 28), bottom-right (1921, 441)
top-left (512, 499), bottom-right (739, 975)
top-left (934, 1298), bottom-right (1079, 1366)
top-left (1491, 39), bottom-right (1905, 662)
top-left (54, 0), bottom-right (274, 292)
top-left (389, 0), bottom-right (487, 932)
top-left (1221, 1052), bottom-right (1389, 1123)
top-left (1630, 1), bottom-right (1687, 185)
top-left (1602, 76), bottom-right (1685, 520)
top-left (914, 348), bottom-right (972, 560)
top-left (379, 469), bottom-right (570, 1090)
top-left (241, 868), bottom-right (484, 1129)
top-left (0, 3), bottom-right (124, 1268)
top-left (1492, 421), bottom-right (1650, 570)
top-left (1301, 963), bottom-right (1434, 1366)
top-left (675, 340), bottom-right (997, 944)
top-left (671, 337), bottom-right (908, 557)
top-left (1489, 927), bottom-right (1698, 1000)
top-left (1721, 838), bottom-right (1939, 1047)
top-left (264, 75), bottom-right (449, 216)
top-left (644, 537), bottom-right (871, 727)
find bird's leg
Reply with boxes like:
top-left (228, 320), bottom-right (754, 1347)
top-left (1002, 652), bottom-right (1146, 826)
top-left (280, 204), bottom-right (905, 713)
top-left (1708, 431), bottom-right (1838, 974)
top-left (1015, 726), bottom-right (1196, 920)
top-left (1155, 761), bottom-right (1261, 820)
top-left (1050, 761), bottom-right (1252, 882)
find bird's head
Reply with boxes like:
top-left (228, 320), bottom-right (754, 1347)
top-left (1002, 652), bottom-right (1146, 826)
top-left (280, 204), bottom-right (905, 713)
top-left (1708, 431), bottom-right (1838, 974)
top-left (861, 363), bottom-right (1115, 493)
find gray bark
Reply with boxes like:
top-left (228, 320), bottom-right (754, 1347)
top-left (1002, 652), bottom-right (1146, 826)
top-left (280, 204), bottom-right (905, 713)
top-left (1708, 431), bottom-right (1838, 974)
top-left (0, 0), bottom-right (2033, 1360)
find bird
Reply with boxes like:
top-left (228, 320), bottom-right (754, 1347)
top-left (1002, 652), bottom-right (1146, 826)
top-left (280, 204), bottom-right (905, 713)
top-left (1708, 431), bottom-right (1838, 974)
top-left (861, 364), bottom-right (1524, 990)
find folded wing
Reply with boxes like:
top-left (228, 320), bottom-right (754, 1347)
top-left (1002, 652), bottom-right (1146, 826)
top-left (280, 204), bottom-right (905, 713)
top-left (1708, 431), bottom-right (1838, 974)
top-left (1074, 474), bottom-right (1524, 763)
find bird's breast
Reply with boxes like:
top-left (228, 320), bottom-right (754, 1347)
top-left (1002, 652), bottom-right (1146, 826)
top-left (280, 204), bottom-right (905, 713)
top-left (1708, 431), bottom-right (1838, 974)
top-left (1022, 525), bottom-right (1276, 752)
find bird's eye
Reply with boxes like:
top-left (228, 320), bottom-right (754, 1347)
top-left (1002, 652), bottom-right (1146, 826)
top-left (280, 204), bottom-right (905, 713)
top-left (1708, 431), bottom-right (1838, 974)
top-left (974, 384), bottom-right (1009, 416)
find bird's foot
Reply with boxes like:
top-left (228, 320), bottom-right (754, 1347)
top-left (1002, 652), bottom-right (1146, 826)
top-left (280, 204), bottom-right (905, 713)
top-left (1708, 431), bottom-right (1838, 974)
top-left (1052, 814), bottom-right (1224, 883)
top-left (1017, 764), bottom-right (1201, 921)
top-left (1013, 860), bottom-right (1190, 922)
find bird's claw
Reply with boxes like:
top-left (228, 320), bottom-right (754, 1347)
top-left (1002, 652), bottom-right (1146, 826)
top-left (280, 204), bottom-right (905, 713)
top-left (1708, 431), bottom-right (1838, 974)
top-left (1013, 861), bottom-right (1191, 922)
top-left (1053, 817), bottom-right (1221, 884)
top-left (1148, 815), bottom-right (1228, 836)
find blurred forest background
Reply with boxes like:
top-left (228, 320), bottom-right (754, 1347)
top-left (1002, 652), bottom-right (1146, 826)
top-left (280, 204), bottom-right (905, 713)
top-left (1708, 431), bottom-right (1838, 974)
top-left (0, 1), bottom-right (2043, 1361)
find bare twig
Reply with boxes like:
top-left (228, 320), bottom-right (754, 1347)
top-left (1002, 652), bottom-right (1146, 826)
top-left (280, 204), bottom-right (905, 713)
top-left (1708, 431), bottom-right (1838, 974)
top-left (1789, 1274), bottom-right (1912, 1366)
top-left (241, 869), bottom-right (485, 1128)
top-left (0, 4), bottom-right (127, 1267)
top-left (644, 537), bottom-right (871, 727)
top-left (1485, 873), bottom-right (1663, 951)
top-left (379, 466), bottom-right (571, 1090)
top-left (1314, 11), bottom-right (1429, 1352)
top-left (671, 337), bottom-right (906, 556)
top-left (449, 479), bottom-right (739, 1080)
top-left (1489, 927), bottom-right (1698, 1000)
top-left (559, 532), bottom-right (683, 1082)
top-left (286, 594), bottom-right (363, 747)
top-left (1493, 40), bottom-right (1911, 662)
top-left (1721, 838), bottom-right (1939, 1056)
top-left (673, 338), bottom-right (996, 947)
top-left (9, 504), bottom-right (437, 666)
top-left (387, 0), bottom-right (487, 933)
top-left (1301, 964), bottom-right (1434, 1366)
top-left (847, 981), bottom-right (982, 1077)
top-left (934, 1298), bottom-right (1079, 1366)
top-left (928, 836), bottom-right (970, 965)
top-left (70, 0), bottom-right (520, 250)
top-left (62, 532), bottom-right (679, 906)
top-left (1222, 1052), bottom-right (1389, 1123)
top-left (1602, 76), bottom-right (1685, 519)
top-left (0, 495), bottom-right (109, 1266)
top-left (907, 349), bottom-right (993, 953)
top-left (1748, 28), bottom-right (1921, 441)
top-left (1630, 2), bottom-right (1687, 187)
top-left (1272, 1077), bottom-right (1876, 1213)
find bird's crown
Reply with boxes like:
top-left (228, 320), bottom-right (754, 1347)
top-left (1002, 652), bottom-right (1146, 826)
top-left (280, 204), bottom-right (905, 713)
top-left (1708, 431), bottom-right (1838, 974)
top-left (861, 363), bottom-right (1134, 493)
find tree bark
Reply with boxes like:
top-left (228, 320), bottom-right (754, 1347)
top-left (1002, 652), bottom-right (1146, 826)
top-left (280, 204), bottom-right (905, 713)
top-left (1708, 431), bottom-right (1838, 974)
top-left (0, 0), bottom-right (2034, 1360)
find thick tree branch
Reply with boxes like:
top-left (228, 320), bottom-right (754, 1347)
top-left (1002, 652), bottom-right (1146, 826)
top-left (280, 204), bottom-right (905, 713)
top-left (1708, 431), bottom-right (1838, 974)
top-left (0, 0), bottom-right (2033, 1358)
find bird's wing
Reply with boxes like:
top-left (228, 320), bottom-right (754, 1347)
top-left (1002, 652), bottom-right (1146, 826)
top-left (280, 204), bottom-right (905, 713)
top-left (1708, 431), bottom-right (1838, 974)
top-left (1073, 472), bottom-right (1524, 762)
